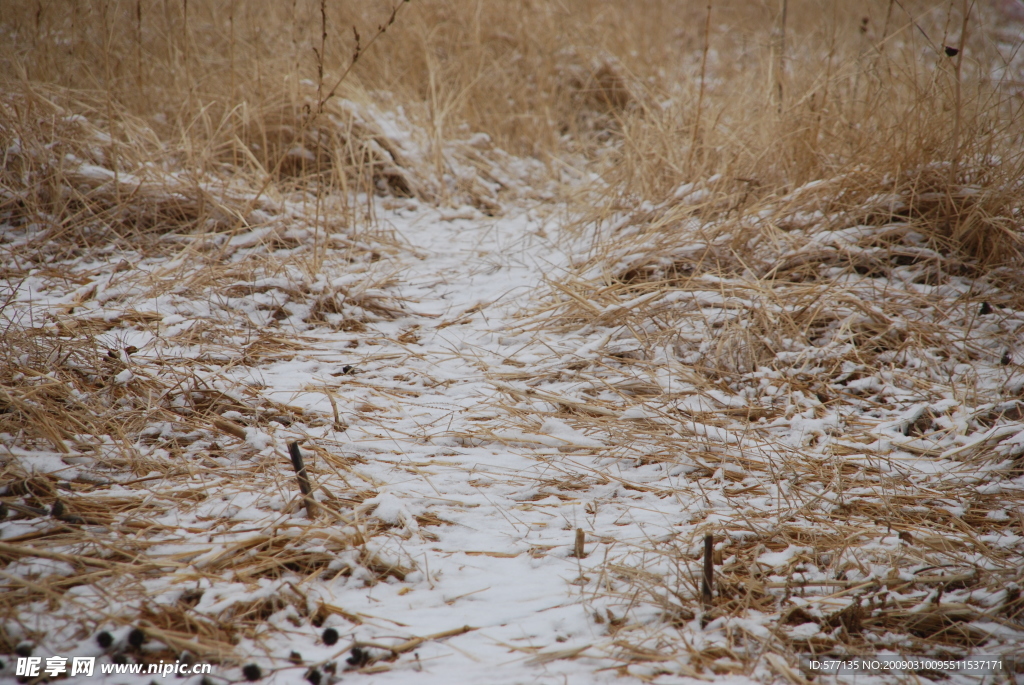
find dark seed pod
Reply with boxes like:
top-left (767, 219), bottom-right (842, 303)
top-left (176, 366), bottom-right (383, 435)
top-left (944, 45), bottom-right (959, 57)
top-left (113, 654), bottom-right (128, 665)
top-left (127, 628), bottom-right (145, 648)
top-left (305, 669), bottom-right (322, 685)
top-left (322, 628), bottom-right (339, 646)
top-left (242, 664), bottom-right (262, 681)
top-left (346, 647), bottom-right (371, 668)
top-left (1002, 351), bottom-right (1012, 366)
top-left (96, 631), bottom-right (114, 649)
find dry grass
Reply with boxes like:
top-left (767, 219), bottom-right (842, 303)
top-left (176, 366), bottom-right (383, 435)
top-left (482, 0), bottom-right (1024, 676)
top-left (0, 3), bottom-right (430, 664)
top-left (2, 0), bottom-right (1024, 679)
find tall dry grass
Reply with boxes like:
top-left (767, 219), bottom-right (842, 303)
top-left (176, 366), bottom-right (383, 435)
top-left (574, 1), bottom-right (1024, 266)
top-left (1, 0), bottom-right (680, 219)
top-left (8, 1), bottom-right (1019, 246)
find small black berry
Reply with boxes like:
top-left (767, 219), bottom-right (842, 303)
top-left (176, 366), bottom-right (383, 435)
top-left (288, 651), bottom-right (302, 665)
top-left (14, 644), bottom-right (32, 658)
top-left (1002, 351), bottom-right (1012, 366)
top-left (322, 628), bottom-right (339, 646)
top-left (113, 653), bottom-right (128, 665)
top-left (305, 669), bottom-right (322, 685)
top-left (346, 647), bottom-right (371, 668)
top-left (127, 628), bottom-right (145, 648)
top-left (944, 45), bottom-right (959, 57)
top-left (242, 664), bottom-right (262, 681)
top-left (97, 631), bottom-right (114, 649)
top-left (979, 302), bottom-right (993, 316)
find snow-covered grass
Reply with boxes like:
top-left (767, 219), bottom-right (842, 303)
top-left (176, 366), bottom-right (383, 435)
top-left (490, 168), bottom-right (1024, 679)
top-left (2, 1), bottom-right (1024, 684)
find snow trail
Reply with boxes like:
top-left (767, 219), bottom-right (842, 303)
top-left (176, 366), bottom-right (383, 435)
top-left (246, 204), bottom-right (635, 683)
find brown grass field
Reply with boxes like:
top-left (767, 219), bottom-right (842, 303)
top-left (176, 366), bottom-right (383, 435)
top-left (2, 0), bottom-right (1024, 682)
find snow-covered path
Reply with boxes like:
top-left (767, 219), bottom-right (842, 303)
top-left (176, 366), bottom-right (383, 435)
top-left (246, 204), bottom-right (647, 684)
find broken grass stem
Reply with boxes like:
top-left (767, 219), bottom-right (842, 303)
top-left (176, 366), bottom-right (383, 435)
top-left (701, 533), bottom-right (714, 607)
top-left (574, 527), bottom-right (586, 559)
top-left (288, 441), bottom-right (319, 519)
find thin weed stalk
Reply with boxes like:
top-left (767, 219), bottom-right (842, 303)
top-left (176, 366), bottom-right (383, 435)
top-left (689, 0), bottom-right (713, 170)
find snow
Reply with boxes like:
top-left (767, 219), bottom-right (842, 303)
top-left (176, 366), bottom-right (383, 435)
top-left (3, 153), bottom-right (1024, 685)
